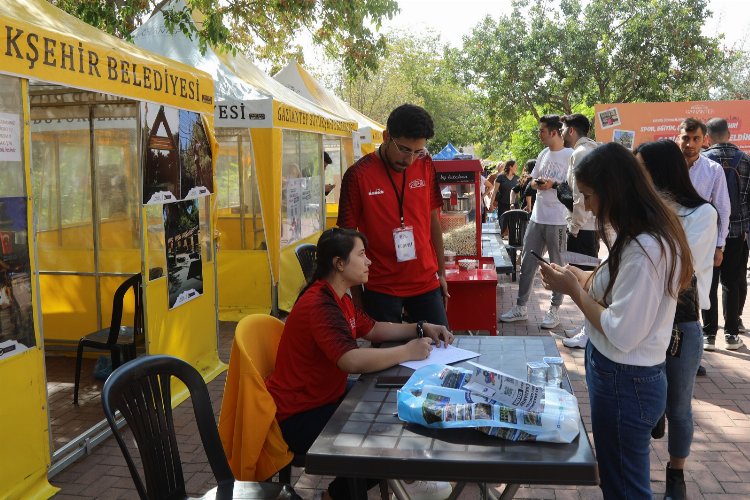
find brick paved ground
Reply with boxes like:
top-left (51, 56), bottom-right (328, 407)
top-left (51, 266), bottom-right (750, 499)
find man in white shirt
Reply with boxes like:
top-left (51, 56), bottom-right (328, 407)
top-left (500, 115), bottom-right (573, 328)
top-left (558, 114), bottom-right (599, 348)
top-left (678, 118), bottom-right (732, 352)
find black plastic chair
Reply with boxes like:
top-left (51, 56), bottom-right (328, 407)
top-left (294, 244), bottom-right (316, 282)
top-left (503, 210), bottom-right (530, 282)
top-left (73, 273), bottom-right (144, 405)
top-left (102, 354), bottom-right (297, 500)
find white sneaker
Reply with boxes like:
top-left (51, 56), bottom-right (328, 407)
top-left (563, 330), bottom-right (588, 349)
top-left (563, 325), bottom-right (583, 338)
top-left (540, 306), bottom-right (560, 329)
top-left (500, 305), bottom-right (528, 322)
top-left (392, 481), bottom-right (452, 500)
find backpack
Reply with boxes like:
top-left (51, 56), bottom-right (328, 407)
top-left (702, 148), bottom-right (743, 220)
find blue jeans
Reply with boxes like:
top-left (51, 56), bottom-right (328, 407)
top-left (586, 342), bottom-right (666, 499)
top-left (666, 321), bottom-right (702, 458)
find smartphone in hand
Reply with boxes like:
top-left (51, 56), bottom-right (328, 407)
top-left (534, 178), bottom-right (546, 185)
top-left (530, 250), bottom-right (550, 265)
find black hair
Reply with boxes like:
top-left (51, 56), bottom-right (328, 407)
top-left (524, 159), bottom-right (536, 174)
top-left (706, 117), bottom-right (730, 138)
top-left (633, 140), bottom-right (707, 209)
top-left (323, 151), bottom-right (332, 165)
top-left (679, 117), bottom-right (707, 136)
top-left (297, 227), bottom-right (368, 301)
top-left (574, 142), bottom-right (693, 301)
top-left (503, 160), bottom-right (517, 174)
top-left (561, 113), bottom-right (591, 137)
top-left (386, 104), bottom-right (435, 139)
top-left (539, 114), bottom-right (563, 135)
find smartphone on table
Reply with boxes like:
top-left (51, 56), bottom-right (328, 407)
top-left (375, 375), bottom-right (411, 388)
top-left (530, 250), bottom-right (550, 265)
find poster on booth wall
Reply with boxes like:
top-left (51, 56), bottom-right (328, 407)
top-left (594, 101), bottom-right (750, 153)
top-left (0, 197), bottom-right (35, 361)
top-left (142, 103), bottom-right (180, 204)
top-left (0, 112), bottom-right (22, 162)
top-left (178, 110), bottom-right (213, 200)
top-left (163, 200), bottom-right (203, 309)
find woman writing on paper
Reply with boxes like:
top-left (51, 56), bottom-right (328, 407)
top-left (538, 143), bottom-right (693, 499)
top-left (266, 227), bottom-right (454, 500)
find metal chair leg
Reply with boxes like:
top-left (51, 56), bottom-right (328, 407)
top-left (73, 341), bottom-right (84, 405)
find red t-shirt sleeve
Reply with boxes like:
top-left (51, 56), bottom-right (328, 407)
top-left (309, 297), bottom-right (359, 364)
top-left (337, 164), bottom-right (361, 229)
top-left (354, 304), bottom-right (376, 339)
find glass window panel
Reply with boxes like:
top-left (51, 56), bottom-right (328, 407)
top-left (323, 137), bottom-right (342, 204)
top-left (94, 103), bottom-right (140, 273)
top-left (31, 104), bottom-right (94, 272)
top-left (281, 130), bottom-right (323, 247)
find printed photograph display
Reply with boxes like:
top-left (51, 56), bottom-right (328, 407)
top-left (597, 107), bottom-right (621, 129)
top-left (142, 103), bottom-right (180, 204)
top-left (163, 199), bottom-right (203, 308)
top-left (178, 110), bottom-right (213, 199)
top-left (0, 197), bottom-right (35, 360)
top-left (612, 130), bottom-right (635, 150)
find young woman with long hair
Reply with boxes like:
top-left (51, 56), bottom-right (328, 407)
top-left (266, 227), bottom-right (454, 500)
top-left (539, 142), bottom-right (694, 499)
top-left (634, 140), bottom-right (717, 500)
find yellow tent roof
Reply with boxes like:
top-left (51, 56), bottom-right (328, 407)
top-left (0, 0), bottom-right (214, 114)
top-left (132, 2), bottom-right (356, 137)
top-left (274, 61), bottom-right (384, 138)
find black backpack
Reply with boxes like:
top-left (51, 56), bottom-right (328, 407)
top-left (702, 148), bottom-right (743, 220)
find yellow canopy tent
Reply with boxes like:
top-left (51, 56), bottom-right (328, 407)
top-left (274, 61), bottom-right (384, 158)
top-left (273, 61), bottom-right (384, 226)
top-left (0, 0), bottom-right (220, 496)
top-left (133, 2), bottom-right (357, 317)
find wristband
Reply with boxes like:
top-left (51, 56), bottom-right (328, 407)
top-left (416, 320), bottom-right (425, 338)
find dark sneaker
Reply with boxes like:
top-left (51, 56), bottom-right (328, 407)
top-left (725, 334), bottom-right (744, 350)
top-left (696, 365), bottom-right (707, 376)
top-left (703, 336), bottom-right (716, 351)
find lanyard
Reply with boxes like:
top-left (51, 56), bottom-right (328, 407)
top-left (379, 146), bottom-right (407, 228)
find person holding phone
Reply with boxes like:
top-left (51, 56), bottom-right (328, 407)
top-left (499, 115), bottom-right (573, 329)
top-left (539, 143), bottom-right (693, 499)
top-left (634, 140), bottom-right (717, 500)
top-left (266, 227), bottom-right (454, 500)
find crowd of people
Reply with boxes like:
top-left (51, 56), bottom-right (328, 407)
top-left (262, 103), bottom-right (749, 500)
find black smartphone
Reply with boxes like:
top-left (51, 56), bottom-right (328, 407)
top-left (530, 250), bottom-right (550, 265)
top-left (534, 178), bottom-right (546, 185)
top-left (375, 375), bottom-right (411, 388)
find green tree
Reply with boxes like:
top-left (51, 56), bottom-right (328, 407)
top-left (51, 0), bottom-right (399, 78)
top-left (333, 31), bottom-right (479, 153)
top-left (457, 0), bottom-right (728, 150)
top-left (712, 48), bottom-right (750, 100)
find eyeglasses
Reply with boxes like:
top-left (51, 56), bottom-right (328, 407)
top-left (390, 138), bottom-right (428, 159)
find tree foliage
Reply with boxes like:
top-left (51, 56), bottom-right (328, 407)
top-left (51, 0), bottom-right (399, 78)
top-left (332, 31), bottom-right (479, 153)
top-left (456, 0), bottom-right (728, 151)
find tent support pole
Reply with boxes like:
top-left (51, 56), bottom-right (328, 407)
top-left (271, 283), bottom-right (279, 317)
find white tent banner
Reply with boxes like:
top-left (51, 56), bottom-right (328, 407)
top-left (215, 98), bottom-right (273, 128)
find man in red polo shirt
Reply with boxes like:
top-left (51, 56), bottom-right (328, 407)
top-left (338, 104), bottom-right (449, 326)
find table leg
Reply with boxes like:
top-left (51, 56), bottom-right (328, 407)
top-left (496, 483), bottom-right (520, 499)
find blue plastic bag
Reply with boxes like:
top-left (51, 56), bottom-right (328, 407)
top-left (396, 363), bottom-right (580, 443)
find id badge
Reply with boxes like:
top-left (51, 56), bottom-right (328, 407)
top-left (393, 226), bottom-right (417, 262)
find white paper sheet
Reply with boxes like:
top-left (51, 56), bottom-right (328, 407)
top-left (399, 344), bottom-right (480, 370)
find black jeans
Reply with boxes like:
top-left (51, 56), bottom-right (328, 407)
top-left (363, 286), bottom-right (449, 326)
top-left (279, 387), bottom-right (379, 499)
top-left (723, 237), bottom-right (749, 323)
top-left (566, 229), bottom-right (600, 271)
top-left (702, 237), bottom-right (744, 337)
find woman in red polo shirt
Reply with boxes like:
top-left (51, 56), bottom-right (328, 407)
top-left (266, 227), bottom-right (453, 500)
